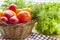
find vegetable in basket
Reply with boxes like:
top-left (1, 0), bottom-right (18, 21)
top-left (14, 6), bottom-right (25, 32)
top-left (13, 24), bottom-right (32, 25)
top-left (0, 3), bottom-right (35, 40)
top-left (0, 4), bottom-right (32, 24)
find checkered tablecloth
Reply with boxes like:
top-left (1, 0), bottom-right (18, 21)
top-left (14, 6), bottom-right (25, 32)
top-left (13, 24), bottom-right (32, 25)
top-left (24, 32), bottom-right (57, 40)
top-left (0, 32), bottom-right (57, 40)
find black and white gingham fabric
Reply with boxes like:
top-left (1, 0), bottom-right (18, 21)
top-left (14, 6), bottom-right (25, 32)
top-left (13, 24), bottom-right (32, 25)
top-left (0, 32), bottom-right (57, 40)
top-left (24, 32), bottom-right (57, 40)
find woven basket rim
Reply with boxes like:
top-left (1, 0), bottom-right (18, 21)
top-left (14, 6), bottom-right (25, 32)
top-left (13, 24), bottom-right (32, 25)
top-left (0, 20), bottom-right (36, 27)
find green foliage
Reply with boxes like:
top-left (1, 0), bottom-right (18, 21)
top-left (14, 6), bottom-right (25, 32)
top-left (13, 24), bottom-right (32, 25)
top-left (34, 2), bottom-right (60, 35)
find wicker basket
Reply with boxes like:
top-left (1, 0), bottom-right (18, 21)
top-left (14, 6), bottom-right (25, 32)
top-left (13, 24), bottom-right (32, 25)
top-left (0, 20), bottom-right (35, 40)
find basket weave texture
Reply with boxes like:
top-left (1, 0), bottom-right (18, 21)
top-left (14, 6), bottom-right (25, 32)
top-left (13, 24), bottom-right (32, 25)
top-left (0, 20), bottom-right (35, 40)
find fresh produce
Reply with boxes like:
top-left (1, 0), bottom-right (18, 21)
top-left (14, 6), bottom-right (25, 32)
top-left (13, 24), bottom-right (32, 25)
top-left (16, 8), bottom-right (31, 15)
top-left (0, 0), bottom-right (26, 10)
top-left (9, 16), bottom-right (19, 24)
top-left (0, 4), bottom-right (32, 24)
top-left (0, 17), bottom-right (8, 23)
top-left (9, 4), bottom-right (16, 12)
top-left (0, 12), bottom-right (4, 18)
top-left (4, 10), bottom-right (16, 19)
top-left (22, 8), bottom-right (31, 12)
top-left (17, 11), bottom-right (32, 23)
top-left (1, 0), bottom-right (60, 35)
top-left (5, 4), bottom-right (16, 12)
top-left (34, 3), bottom-right (60, 35)
top-left (16, 9), bottom-right (22, 15)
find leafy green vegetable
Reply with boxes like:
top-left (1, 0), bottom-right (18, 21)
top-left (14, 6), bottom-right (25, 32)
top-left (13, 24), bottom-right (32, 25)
top-left (34, 2), bottom-right (60, 35)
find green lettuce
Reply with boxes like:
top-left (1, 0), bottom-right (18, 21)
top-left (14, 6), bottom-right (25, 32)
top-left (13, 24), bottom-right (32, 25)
top-left (34, 2), bottom-right (60, 35)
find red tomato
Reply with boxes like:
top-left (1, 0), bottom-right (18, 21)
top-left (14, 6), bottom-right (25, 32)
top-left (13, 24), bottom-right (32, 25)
top-left (9, 4), bottom-right (16, 12)
top-left (17, 11), bottom-right (32, 23)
